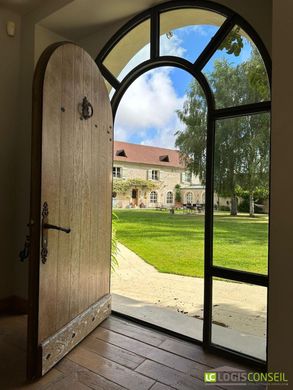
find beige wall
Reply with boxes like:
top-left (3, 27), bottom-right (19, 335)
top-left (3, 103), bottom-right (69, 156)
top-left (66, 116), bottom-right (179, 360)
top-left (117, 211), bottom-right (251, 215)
top-left (12, 2), bottom-right (73, 299)
top-left (0, 7), bottom-right (22, 299)
top-left (268, 0), bottom-right (293, 384)
top-left (113, 162), bottom-right (205, 208)
top-left (34, 24), bottom-right (68, 65)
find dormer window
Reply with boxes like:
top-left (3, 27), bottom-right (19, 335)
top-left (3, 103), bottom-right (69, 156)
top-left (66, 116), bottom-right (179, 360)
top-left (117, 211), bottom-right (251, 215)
top-left (159, 155), bottom-right (169, 162)
top-left (116, 149), bottom-right (127, 157)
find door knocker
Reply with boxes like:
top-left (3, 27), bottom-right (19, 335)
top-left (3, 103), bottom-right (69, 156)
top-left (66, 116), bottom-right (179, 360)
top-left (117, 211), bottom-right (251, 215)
top-left (79, 96), bottom-right (94, 120)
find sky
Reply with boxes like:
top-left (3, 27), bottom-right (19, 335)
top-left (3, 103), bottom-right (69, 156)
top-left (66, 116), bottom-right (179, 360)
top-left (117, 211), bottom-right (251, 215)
top-left (114, 24), bottom-right (253, 149)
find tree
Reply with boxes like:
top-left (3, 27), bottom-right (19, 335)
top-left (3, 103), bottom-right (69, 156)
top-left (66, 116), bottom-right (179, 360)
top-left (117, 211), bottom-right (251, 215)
top-left (175, 43), bottom-right (270, 216)
top-left (175, 184), bottom-right (182, 203)
top-left (235, 114), bottom-right (270, 216)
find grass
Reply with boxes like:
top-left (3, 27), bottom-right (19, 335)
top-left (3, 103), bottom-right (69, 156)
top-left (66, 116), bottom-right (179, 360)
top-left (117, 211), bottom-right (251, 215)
top-left (114, 209), bottom-right (268, 277)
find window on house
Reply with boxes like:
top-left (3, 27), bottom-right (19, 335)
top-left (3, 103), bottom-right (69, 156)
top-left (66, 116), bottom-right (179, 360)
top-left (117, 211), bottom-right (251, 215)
top-left (113, 167), bottom-right (121, 178)
top-left (150, 191), bottom-right (158, 203)
top-left (186, 192), bottom-right (193, 204)
top-left (166, 191), bottom-right (173, 204)
top-left (152, 170), bottom-right (159, 180)
top-left (181, 171), bottom-right (192, 183)
top-left (185, 171), bottom-right (192, 182)
top-left (116, 149), bottom-right (127, 157)
top-left (160, 155), bottom-right (169, 162)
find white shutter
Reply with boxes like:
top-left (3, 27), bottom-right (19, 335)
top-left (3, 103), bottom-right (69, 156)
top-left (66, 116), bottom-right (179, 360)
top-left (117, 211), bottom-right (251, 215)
top-left (122, 167), bottom-right (127, 179)
top-left (147, 169), bottom-right (152, 180)
top-left (158, 170), bottom-right (161, 181)
top-left (181, 172), bottom-right (186, 183)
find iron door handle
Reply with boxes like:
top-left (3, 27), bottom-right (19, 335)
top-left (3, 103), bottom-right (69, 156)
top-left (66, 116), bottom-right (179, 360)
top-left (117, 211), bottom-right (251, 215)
top-left (43, 223), bottom-right (71, 234)
top-left (41, 202), bottom-right (71, 264)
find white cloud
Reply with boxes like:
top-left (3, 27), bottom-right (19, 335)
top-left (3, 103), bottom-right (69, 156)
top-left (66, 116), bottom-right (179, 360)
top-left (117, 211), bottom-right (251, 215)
top-left (113, 33), bottom-right (189, 149)
top-left (160, 34), bottom-right (186, 57)
top-left (178, 24), bottom-right (209, 37)
top-left (140, 114), bottom-right (185, 149)
top-left (114, 67), bottom-right (186, 149)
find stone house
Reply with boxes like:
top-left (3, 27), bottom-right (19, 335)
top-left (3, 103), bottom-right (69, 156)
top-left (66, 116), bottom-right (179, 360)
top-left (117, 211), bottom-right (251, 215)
top-left (113, 141), bottom-right (205, 208)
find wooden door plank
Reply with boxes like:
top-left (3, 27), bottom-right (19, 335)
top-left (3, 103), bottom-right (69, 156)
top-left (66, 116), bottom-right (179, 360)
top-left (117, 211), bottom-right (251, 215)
top-left (88, 62), bottom-right (97, 302)
top-left (57, 357), bottom-right (127, 390)
top-left (38, 46), bottom-right (63, 342)
top-left (101, 317), bottom-right (167, 346)
top-left (41, 294), bottom-right (111, 375)
top-left (91, 327), bottom-right (209, 378)
top-left (79, 49), bottom-right (92, 313)
top-left (67, 346), bottom-right (155, 390)
top-left (69, 45), bottom-right (84, 320)
top-left (81, 335), bottom-right (145, 369)
top-left (93, 69), bottom-right (113, 300)
top-left (56, 44), bottom-right (75, 331)
top-left (89, 64), bottom-right (101, 305)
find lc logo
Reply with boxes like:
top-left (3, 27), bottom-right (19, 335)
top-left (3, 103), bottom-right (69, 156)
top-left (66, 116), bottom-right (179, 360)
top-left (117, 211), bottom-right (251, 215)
top-left (204, 372), bottom-right (217, 383)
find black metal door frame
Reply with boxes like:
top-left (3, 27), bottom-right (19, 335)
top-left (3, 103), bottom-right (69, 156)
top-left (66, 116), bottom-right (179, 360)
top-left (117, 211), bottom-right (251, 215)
top-left (96, 0), bottom-right (271, 369)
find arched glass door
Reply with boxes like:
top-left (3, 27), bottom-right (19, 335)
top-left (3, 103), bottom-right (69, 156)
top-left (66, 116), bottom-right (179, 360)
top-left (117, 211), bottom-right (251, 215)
top-left (96, 0), bottom-right (271, 366)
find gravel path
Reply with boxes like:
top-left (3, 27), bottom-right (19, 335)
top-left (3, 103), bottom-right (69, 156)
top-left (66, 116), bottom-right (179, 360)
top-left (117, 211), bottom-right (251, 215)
top-left (111, 243), bottom-right (267, 337)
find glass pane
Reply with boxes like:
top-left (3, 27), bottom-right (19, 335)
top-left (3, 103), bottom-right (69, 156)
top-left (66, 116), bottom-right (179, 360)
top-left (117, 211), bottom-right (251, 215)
top-left (213, 114), bottom-right (270, 275)
top-left (112, 67), bottom-right (207, 341)
top-left (103, 19), bottom-right (150, 82)
top-left (212, 278), bottom-right (267, 360)
top-left (203, 26), bottom-right (270, 108)
top-left (160, 9), bottom-right (225, 63)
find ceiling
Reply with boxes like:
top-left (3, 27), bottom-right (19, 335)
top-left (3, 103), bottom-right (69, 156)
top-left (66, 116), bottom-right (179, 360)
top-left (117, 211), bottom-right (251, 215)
top-left (0, 0), bottom-right (44, 15)
top-left (0, 0), bottom-right (271, 53)
top-left (39, 0), bottom-right (172, 40)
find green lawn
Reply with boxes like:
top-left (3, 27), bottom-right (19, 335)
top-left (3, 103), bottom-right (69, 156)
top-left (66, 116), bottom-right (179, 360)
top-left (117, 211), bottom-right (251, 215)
top-left (114, 209), bottom-right (268, 277)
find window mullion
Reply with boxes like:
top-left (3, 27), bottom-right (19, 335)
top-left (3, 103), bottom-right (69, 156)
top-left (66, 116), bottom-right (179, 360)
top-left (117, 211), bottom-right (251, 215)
top-left (150, 9), bottom-right (160, 59)
top-left (193, 14), bottom-right (237, 72)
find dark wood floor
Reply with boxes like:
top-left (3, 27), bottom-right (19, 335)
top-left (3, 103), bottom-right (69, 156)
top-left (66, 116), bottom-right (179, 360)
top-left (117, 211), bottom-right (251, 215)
top-left (0, 314), bottom-right (264, 389)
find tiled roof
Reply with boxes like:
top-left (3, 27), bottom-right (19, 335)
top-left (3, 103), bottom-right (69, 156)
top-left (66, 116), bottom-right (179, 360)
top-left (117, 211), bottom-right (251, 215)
top-left (113, 141), bottom-right (185, 168)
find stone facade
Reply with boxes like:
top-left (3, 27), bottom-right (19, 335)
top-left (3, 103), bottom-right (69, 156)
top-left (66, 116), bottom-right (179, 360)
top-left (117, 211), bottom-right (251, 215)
top-left (112, 161), bottom-right (206, 209)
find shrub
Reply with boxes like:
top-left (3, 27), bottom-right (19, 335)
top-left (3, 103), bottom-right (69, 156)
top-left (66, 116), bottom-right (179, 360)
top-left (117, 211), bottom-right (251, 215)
top-left (111, 213), bottom-right (119, 271)
top-left (175, 184), bottom-right (181, 203)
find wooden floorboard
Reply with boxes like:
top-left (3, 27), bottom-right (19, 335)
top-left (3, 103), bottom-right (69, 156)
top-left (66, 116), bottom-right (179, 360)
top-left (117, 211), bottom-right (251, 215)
top-left (91, 326), bottom-right (209, 378)
top-left (67, 346), bottom-right (155, 390)
top-left (0, 314), bottom-right (263, 390)
top-left (101, 316), bottom-right (167, 346)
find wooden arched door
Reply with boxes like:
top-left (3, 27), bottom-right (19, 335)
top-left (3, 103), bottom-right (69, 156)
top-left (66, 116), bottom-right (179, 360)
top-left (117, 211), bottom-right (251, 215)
top-left (28, 42), bottom-right (113, 378)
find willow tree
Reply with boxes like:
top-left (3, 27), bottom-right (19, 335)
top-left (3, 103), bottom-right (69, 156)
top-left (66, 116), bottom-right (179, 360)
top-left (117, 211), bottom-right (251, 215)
top-left (176, 46), bottom-right (270, 216)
